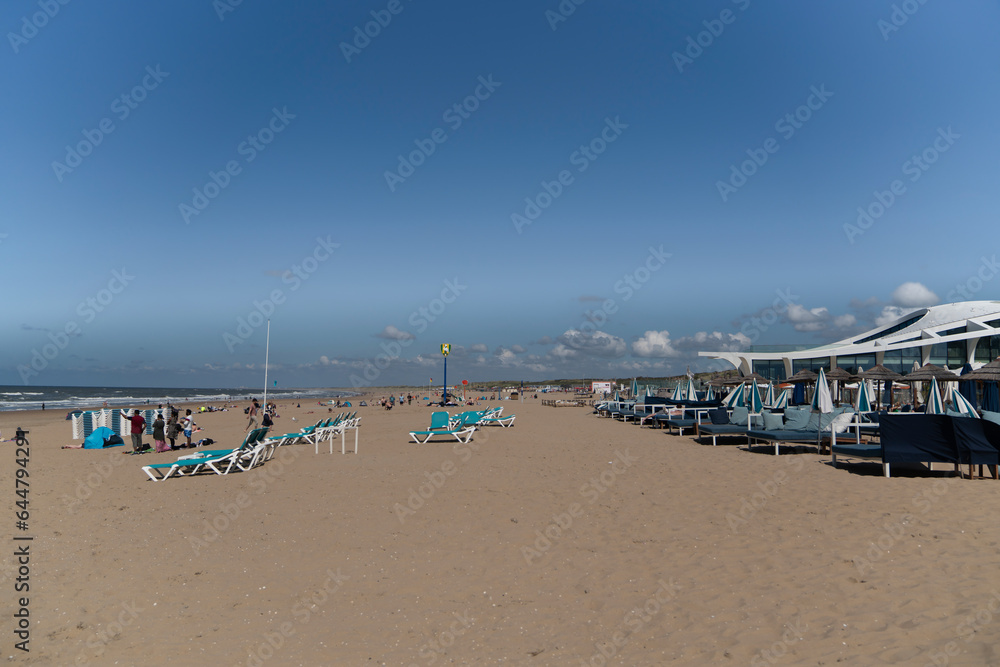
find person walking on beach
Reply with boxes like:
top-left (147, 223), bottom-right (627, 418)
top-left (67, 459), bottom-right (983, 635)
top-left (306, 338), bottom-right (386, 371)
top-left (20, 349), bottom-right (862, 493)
top-left (123, 409), bottom-right (146, 455)
top-left (167, 411), bottom-right (181, 450)
top-left (247, 399), bottom-right (260, 431)
top-left (152, 413), bottom-right (169, 453)
top-left (182, 409), bottom-right (195, 448)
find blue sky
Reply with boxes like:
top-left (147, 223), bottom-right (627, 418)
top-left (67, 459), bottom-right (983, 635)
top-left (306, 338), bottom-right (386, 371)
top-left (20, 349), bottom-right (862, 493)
top-left (2, 0), bottom-right (998, 389)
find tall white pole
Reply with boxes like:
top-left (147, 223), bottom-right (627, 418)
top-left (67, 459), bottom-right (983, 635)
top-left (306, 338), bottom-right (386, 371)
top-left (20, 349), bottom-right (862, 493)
top-left (263, 319), bottom-right (270, 413)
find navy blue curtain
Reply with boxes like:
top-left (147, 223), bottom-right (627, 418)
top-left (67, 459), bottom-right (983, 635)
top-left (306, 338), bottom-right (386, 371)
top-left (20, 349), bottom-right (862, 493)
top-left (793, 382), bottom-right (806, 405)
top-left (959, 363), bottom-right (978, 409)
top-left (983, 382), bottom-right (1000, 413)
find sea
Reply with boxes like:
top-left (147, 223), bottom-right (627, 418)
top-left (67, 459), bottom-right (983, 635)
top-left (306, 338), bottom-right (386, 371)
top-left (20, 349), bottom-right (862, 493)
top-left (0, 386), bottom-right (356, 412)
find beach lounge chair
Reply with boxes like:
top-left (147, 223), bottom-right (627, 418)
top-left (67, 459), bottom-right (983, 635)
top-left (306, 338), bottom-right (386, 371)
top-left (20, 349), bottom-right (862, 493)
top-left (141, 441), bottom-right (265, 481)
top-left (409, 411), bottom-right (475, 444)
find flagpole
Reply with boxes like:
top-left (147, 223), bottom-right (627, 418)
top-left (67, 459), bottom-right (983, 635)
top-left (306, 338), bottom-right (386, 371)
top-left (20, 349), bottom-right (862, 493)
top-left (263, 319), bottom-right (270, 415)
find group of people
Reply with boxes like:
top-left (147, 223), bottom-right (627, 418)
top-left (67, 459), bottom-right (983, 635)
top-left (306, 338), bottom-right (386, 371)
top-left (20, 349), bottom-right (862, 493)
top-left (378, 394), bottom-right (413, 410)
top-left (123, 407), bottom-right (197, 455)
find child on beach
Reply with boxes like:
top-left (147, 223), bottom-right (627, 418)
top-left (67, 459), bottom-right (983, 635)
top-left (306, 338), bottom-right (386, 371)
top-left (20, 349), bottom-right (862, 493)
top-left (182, 409), bottom-right (196, 448)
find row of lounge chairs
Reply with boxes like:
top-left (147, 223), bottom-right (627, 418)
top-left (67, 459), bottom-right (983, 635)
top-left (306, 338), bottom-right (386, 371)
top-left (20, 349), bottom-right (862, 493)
top-left (408, 407), bottom-right (514, 444)
top-left (141, 413), bottom-right (362, 481)
top-left (599, 401), bottom-right (1000, 479)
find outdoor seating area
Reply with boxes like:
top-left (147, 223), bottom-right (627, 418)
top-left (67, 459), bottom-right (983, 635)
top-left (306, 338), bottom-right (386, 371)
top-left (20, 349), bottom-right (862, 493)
top-left (593, 364), bottom-right (1000, 479)
top-left (408, 406), bottom-right (514, 444)
top-left (141, 413), bottom-right (363, 481)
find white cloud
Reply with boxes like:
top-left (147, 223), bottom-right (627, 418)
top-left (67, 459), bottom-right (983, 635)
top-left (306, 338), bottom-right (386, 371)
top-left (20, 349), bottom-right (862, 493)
top-left (875, 305), bottom-right (915, 328)
top-left (786, 304), bottom-right (830, 332)
top-left (833, 314), bottom-right (856, 328)
top-left (468, 343), bottom-right (488, 353)
top-left (552, 329), bottom-right (627, 359)
top-left (375, 325), bottom-right (415, 341)
top-left (511, 344), bottom-right (526, 353)
top-left (632, 330), bottom-right (679, 358)
top-left (891, 282), bottom-right (939, 307)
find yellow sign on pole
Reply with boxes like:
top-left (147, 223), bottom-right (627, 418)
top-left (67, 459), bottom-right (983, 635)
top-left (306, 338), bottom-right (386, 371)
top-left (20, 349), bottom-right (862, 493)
top-left (441, 344), bottom-right (451, 356)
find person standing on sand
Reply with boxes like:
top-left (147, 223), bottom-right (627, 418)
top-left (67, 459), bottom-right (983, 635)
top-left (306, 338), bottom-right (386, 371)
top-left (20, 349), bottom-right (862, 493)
top-left (152, 413), bottom-right (169, 453)
top-left (247, 398), bottom-right (259, 430)
top-left (182, 409), bottom-right (195, 448)
top-left (122, 409), bottom-right (146, 455)
top-left (167, 412), bottom-right (181, 450)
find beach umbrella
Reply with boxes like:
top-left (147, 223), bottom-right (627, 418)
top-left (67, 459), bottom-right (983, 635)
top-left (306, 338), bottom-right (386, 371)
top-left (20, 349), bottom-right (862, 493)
top-left (763, 383), bottom-right (775, 407)
top-left (855, 379), bottom-right (872, 413)
top-left (630, 378), bottom-right (639, 398)
top-left (748, 381), bottom-right (764, 414)
top-left (722, 386), bottom-right (744, 408)
top-left (706, 385), bottom-right (716, 402)
top-left (671, 383), bottom-right (683, 400)
top-left (825, 367), bottom-right (853, 405)
top-left (952, 389), bottom-right (979, 417)
top-left (905, 363), bottom-right (959, 382)
top-left (683, 376), bottom-right (698, 401)
top-left (925, 377), bottom-right (945, 414)
top-left (785, 369), bottom-right (818, 384)
top-left (811, 367), bottom-right (833, 414)
top-left (861, 365), bottom-right (904, 409)
top-left (964, 357), bottom-right (1000, 382)
top-left (770, 389), bottom-right (789, 410)
top-left (959, 363), bottom-right (978, 410)
top-left (811, 367), bottom-right (833, 448)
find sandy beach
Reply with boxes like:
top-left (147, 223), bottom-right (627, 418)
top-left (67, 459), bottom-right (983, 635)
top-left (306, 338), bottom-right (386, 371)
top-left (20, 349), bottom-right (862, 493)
top-left (3, 394), bottom-right (1000, 666)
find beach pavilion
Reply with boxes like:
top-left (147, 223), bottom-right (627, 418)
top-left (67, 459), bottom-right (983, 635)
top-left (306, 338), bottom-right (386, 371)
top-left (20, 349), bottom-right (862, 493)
top-left (699, 301), bottom-right (1000, 382)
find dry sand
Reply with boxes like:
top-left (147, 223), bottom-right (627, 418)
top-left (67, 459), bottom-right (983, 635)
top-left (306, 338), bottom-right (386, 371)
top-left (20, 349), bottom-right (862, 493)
top-left (2, 395), bottom-right (1000, 666)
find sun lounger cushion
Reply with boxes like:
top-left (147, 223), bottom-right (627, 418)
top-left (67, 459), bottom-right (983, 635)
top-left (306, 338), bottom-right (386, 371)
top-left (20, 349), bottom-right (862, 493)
top-left (731, 406), bottom-right (749, 426)
top-left (830, 412), bottom-right (856, 433)
top-left (831, 443), bottom-right (882, 459)
top-left (783, 410), bottom-right (810, 430)
top-left (946, 408), bottom-right (971, 418)
top-left (747, 429), bottom-right (822, 442)
top-left (709, 408), bottom-right (729, 425)
top-left (762, 411), bottom-right (784, 431)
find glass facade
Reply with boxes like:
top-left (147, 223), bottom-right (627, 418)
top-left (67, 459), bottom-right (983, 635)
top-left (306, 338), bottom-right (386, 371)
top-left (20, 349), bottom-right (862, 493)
top-left (882, 347), bottom-right (923, 374)
top-left (752, 359), bottom-right (786, 382)
top-left (831, 354), bottom-right (877, 374)
top-left (975, 334), bottom-right (1000, 363)
top-left (928, 340), bottom-right (967, 367)
top-left (792, 358), bottom-right (831, 373)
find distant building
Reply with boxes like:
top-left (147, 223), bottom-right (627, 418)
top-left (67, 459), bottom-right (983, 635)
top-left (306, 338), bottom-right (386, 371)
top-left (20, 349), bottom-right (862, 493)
top-left (591, 381), bottom-right (613, 394)
top-left (700, 301), bottom-right (1000, 382)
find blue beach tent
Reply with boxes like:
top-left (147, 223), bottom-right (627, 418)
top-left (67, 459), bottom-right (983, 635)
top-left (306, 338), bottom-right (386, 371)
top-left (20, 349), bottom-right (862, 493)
top-left (83, 427), bottom-right (124, 449)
